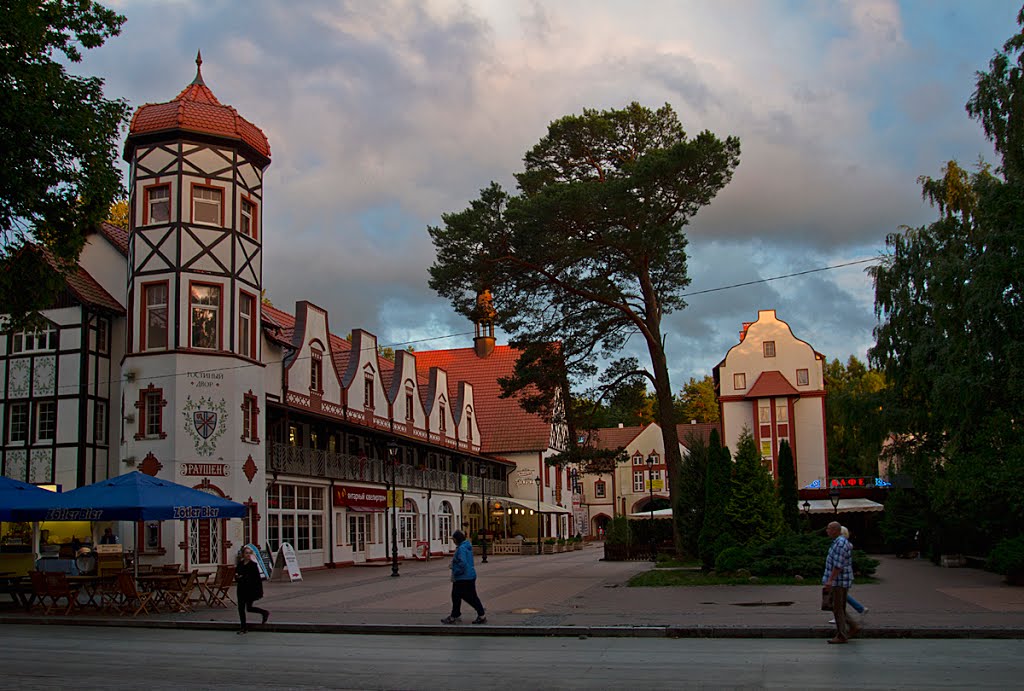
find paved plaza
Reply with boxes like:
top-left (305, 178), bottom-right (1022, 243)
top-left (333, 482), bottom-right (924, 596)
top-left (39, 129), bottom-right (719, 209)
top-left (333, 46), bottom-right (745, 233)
top-left (3, 544), bottom-right (1023, 637)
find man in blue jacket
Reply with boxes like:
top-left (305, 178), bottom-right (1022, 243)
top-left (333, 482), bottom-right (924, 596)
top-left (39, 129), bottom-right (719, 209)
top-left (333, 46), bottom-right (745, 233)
top-left (442, 530), bottom-right (487, 624)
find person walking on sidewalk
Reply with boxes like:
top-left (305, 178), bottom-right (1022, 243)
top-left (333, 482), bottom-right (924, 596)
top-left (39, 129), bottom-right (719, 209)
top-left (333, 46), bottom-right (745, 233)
top-left (236, 546), bottom-right (270, 634)
top-left (822, 520), bottom-right (860, 644)
top-left (442, 530), bottom-right (486, 625)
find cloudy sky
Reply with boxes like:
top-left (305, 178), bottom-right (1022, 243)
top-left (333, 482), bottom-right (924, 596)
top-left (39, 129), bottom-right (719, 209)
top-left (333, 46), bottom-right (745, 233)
top-left (79, 0), bottom-right (1016, 390)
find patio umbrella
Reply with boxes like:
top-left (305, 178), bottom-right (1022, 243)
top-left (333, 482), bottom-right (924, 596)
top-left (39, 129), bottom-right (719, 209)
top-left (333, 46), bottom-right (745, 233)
top-left (0, 476), bottom-right (58, 522)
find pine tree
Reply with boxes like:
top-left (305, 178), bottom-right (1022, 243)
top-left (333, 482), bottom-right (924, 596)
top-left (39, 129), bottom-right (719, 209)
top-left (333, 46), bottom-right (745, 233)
top-left (725, 428), bottom-right (785, 546)
top-left (698, 429), bottom-right (734, 569)
top-left (776, 439), bottom-right (801, 532)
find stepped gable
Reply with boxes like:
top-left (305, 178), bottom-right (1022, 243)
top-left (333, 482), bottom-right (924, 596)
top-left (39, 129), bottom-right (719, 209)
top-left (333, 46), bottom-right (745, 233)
top-left (127, 52), bottom-right (270, 160)
top-left (414, 345), bottom-right (551, 454)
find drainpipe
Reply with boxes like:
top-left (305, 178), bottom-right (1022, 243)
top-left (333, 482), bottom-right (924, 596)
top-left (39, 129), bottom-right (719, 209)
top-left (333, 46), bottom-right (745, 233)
top-left (327, 478), bottom-right (335, 568)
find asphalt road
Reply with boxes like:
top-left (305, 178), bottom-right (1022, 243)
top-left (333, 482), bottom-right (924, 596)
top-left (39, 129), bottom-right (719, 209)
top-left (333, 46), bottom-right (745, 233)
top-left (1, 625), bottom-right (1021, 690)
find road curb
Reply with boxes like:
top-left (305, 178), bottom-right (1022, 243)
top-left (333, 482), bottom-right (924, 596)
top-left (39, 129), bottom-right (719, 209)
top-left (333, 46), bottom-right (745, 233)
top-left (2, 616), bottom-right (1022, 639)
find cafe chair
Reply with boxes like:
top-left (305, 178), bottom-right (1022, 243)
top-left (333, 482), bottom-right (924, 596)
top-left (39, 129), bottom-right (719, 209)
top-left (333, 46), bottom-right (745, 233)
top-left (116, 572), bottom-right (154, 617)
top-left (159, 563), bottom-right (181, 574)
top-left (204, 564), bottom-right (236, 609)
top-left (43, 573), bottom-right (80, 615)
top-left (165, 569), bottom-right (199, 613)
top-left (29, 571), bottom-right (53, 613)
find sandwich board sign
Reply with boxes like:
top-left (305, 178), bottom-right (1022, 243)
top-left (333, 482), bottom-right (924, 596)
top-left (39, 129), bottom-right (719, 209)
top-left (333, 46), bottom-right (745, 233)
top-left (272, 542), bottom-right (303, 582)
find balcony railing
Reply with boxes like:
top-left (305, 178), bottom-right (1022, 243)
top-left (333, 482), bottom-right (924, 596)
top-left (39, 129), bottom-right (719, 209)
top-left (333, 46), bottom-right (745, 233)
top-left (267, 442), bottom-right (508, 497)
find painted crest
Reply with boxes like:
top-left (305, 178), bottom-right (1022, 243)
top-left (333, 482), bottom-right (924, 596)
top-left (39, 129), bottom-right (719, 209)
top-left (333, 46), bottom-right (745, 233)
top-left (182, 395), bottom-right (228, 456)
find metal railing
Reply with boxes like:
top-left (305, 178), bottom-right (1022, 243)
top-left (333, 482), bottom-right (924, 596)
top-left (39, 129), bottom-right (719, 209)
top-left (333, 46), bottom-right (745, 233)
top-left (267, 442), bottom-right (507, 496)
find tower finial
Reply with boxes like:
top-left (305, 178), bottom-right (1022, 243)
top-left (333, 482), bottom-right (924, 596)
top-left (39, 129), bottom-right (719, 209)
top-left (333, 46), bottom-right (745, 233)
top-left (192, 50), bottom-right (205, 86)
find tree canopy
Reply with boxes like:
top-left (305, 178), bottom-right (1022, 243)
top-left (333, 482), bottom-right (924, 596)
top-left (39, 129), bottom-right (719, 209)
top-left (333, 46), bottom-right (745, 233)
top-left (428, 102), bottom-right (740, 552)
top-left (677, 375), bottom-right (719, 424)
top-left (824, 356), bottom-right (888, 478)
top-left (0, 0), bottom-right (128, 329)
top-left (724, 428), bottom-right (784, 547)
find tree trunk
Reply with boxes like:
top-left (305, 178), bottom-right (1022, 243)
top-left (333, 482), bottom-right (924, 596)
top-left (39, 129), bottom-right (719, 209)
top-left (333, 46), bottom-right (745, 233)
top-left (649, 342), bottom-right (683, 555)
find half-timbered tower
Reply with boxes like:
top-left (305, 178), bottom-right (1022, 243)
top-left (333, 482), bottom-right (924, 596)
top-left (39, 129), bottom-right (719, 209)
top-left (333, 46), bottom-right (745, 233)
top-left (120, 54), bottom-right (271, 567)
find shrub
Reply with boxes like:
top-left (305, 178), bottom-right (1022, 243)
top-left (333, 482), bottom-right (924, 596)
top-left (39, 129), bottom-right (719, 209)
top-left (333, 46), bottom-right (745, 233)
top-left (712, 533), bottom-right (879, 578)
top-left (988, 535), bottom-right (1024, 584)
top-left (606, 516), bottom-right (632, 546)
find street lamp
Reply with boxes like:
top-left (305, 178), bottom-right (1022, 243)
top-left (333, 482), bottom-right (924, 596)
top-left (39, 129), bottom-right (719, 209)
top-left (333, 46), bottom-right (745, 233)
top-left (646, 453), bottom-right (657, 562)
top-left (829, 486), bottom-right (841, 515)
top-left (479, 466), bottom-right (488, 564)
top-left (802, 499), bottom-right (811, 515)
top-left (387, 439), bottom-right (400, 577)
top-left (534, 476), bottom-right (542, 556)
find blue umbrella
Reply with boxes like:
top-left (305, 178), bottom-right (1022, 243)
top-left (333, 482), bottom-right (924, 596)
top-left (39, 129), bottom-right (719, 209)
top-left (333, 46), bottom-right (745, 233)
top-left (0, 476), bottom-right (58, 522)
top-left (12, 471), bottom-right (247, 522)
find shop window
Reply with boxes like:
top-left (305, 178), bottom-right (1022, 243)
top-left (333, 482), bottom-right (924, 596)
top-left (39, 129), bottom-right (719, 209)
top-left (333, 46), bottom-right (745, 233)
top-left (796, 368), bottom-right (809, 386)
top-left (145, 184), bottom-right (170, 224)
top-left (733, 372), bottom-right (746, 390)
top-left (35, 401), bottom-right (55, 442)
top-left (238, 292), bottom-right (255, 358)
top-left (142, 282), bottom-right (168, 350)
top-left (8, 402), bottom-right (28, 444)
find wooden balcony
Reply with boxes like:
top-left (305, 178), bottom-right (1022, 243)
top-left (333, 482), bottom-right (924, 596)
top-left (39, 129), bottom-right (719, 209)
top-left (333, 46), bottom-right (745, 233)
top-left (267, 442), bottom-right (507, 497)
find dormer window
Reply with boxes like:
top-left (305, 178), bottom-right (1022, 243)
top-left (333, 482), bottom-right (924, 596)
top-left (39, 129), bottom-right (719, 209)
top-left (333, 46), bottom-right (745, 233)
top-left (405, 386), bottom-right (414, 421)
top-left (192, 185), bottom-right (223, 226)
top-left (310, 347), bottom-right (323, 392)
top-left (364, 375), bottom-right (374, 408)
top-left (632, 453), bottom-right (644, 466)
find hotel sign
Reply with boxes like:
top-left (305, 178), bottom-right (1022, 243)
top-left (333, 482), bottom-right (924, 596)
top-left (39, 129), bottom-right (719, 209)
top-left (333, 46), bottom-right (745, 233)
top-left (179, 463), bottom-right (230, 477)
top-left (333, 485), bottom-right (388, 510)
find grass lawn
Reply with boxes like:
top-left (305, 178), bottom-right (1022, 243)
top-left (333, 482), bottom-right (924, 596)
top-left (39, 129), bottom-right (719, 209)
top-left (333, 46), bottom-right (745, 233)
top-left (629, 570), bottom-right (880, 587)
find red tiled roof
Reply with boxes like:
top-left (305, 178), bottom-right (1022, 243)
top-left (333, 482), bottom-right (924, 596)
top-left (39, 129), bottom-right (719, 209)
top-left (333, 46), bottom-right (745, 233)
top-left (591, 424), bottom-right (647, 451)
top-left (676, 422), bottom-right (720, 447)
top-left (91, 222), bottom-right (128, 256)
top-left (745, 370), bottom-right (800, 399)
top-left (128, 59), bottom-right (270, 159)
top-left (414, 345), bottom-right (552, 454)
top-left (33, 246), bottom-right (124, 314)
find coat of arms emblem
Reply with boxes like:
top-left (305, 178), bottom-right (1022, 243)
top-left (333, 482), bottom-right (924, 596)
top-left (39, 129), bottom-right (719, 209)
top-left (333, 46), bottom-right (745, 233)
top-left (182, 396), bottom-right (228, 456)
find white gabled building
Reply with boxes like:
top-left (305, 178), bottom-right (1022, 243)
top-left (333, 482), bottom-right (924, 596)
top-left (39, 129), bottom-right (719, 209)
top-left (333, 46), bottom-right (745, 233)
top-left (713, 309), bottom-right (828, 488)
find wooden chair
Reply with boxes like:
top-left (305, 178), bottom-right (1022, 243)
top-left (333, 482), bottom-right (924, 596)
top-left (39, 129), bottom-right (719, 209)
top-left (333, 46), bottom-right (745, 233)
top-left (163, 569), bottom-right (199, 613)
top-left (116, 572), bottom-right (154, 617)
top-left (29, 571), bottom-right (52, 612)
top-left (159, 563), bottom-right (181, 574)
top-left (43, 573), bottom-right (80, 615)
top-left (204, 564), bottom-right (236, 609)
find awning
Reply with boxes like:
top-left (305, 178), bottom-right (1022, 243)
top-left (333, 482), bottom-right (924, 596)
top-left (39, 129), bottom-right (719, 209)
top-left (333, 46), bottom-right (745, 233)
top-left (800, 498), bottom-right (885, 514)
top-left (629, 508), bottom-right (673, 518)
top-left (497, 496), bottom-right (571, 515)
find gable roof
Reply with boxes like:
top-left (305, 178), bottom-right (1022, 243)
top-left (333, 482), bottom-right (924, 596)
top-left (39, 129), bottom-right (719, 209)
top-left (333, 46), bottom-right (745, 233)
top-left (30, 245), bottom-right (125, 315)
top-left (745, 370), bottom-right (800, 399)
top-left (413, 345), bottom-right (552, 454)
top-left (90, 222), bottom-right (129, 256)
top-left (591, 424), bottom-right (648, 451)
top-left (676, 422), bottom-right (720, 447)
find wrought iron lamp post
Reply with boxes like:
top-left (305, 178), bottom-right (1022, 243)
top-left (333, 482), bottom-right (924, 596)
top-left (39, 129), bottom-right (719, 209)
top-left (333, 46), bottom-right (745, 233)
top-left (479, 466), bottom-right (488, 564)
top-left (534, 476), bottom-right (542, 556)
top-left (387, 439), bottom-right (400, 577)
top-left (829, 486), bottom-right (841, 515)
top-left (646, 453), bottom-right (657, 561)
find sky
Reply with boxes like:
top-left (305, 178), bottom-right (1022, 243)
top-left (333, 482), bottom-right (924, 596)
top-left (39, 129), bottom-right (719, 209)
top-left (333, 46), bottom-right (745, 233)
top-left (77, 0), bottom-right (1019, 391)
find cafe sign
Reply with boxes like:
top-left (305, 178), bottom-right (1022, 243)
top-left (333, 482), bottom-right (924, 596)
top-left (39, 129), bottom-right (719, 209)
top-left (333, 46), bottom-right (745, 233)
top-left (332, 485), bottom-right (387, 511)
top-left (179, 463), bottom-right (230, 477)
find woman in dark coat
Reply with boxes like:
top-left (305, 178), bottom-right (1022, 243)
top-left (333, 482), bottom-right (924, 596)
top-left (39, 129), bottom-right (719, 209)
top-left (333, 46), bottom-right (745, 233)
top-left (236, 546), bottom-right (269, 634)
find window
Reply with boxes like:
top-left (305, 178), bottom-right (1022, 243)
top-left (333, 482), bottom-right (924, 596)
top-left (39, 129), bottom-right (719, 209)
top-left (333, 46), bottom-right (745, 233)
top-left (775, 403), bottom-right (788, 423)
top-left (796, 368), bottom-right (809, 386)
top-left (733, 373), bottom-right (746, 390)
top-left (143, 282), bottom-right (168, 350)
top-left (633, 470), bottom-right (645, 492)
top-left (405, 387), bottom-right (414, 421)
top-left (310, 347), bottom-right (323, 392)
top-left (364, 375), bottom-right (374, 408)
top-left (763, 341), bottom-right (776, 357)
top-left (95, 401), bottom-right (108, 444)
top-left (145, 184), bottom-right (170, 224)
top-left (12, 325), bottom-right (57, 354)
top-left (142, 520), bottom-right (162, 554)
top-left (238, 292), bottom-right (255, 358)
top-left (35, 401), bottom-right (55, 442)
top-left (240, 198), bottom-right (257, 238)
top-left (267, 483), bottom-right (323, 553)
top-left (135, 385), bottom-right (167, 440)
top-left (632, 453), bottom-right (644, 466)
top-left (192, 185), bottom-right (223, 225)
top-left (190, 283), bottom-right (221, 349)
top-left (759, 403), bottom-right (771, 424)
top-left (439, 407), bottom-right (446, 433)
top-left (466, 412), bottom-right (473, 442)
top-left (241, 393), bottom-right (259, 442)
top-left (594, 481), bottom-right (606, 498)
top-left (8, 402), bottom-right (28, 443)
top-left (96, 318), bottom-right (109, 354)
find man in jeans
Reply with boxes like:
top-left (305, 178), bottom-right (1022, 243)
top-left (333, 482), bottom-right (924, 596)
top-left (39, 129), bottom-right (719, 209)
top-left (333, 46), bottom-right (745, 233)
top-left (822, 520), bottom-right (860, 644)
top-left (442, 530), bottom-right (487, 625)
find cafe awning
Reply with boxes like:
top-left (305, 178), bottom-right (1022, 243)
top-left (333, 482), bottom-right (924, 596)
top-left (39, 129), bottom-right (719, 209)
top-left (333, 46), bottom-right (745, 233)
top-left (800, 498), bottom-right (885, 515)
top-left (497, 496), bottom-right (571, 515)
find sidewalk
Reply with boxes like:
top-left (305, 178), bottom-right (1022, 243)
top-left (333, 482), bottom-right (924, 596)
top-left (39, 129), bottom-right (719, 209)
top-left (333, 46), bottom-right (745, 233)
top-left (4, 544), bottom-right (1023, 638)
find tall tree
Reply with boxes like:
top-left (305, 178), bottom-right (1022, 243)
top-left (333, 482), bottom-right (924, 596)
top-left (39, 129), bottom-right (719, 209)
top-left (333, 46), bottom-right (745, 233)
top-left (107, 198), bottom-right (129, 230)
top-left (697, 428), bottom-right (733, 569)
top-left (725, 428), bottom-right (784, 547)
top-left (0, 0), bottom-right (129, 329)
top-left (870, 10), bottom-right (1024, 552)
top-left (776, 439), bottom-right (800, 533)
top-left (677, 375), bottom-right (720, 424)
top-left (428, 103), bottom-right (740, 553)
top-left (676, 427), bottom-right (710, 556)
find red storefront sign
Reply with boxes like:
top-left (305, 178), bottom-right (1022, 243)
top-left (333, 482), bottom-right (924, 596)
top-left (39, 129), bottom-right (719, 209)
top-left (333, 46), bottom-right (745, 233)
top-left (332, 485), bottom-right (387, 511)
top-left (180, 463), bottom-right (229, 477)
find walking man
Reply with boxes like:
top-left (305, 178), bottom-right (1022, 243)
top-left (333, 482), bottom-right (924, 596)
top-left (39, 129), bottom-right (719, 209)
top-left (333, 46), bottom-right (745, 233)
top-left (822, 520), bottom-right (860, 644)
top-left (442, 530), bottom-right (486, 625)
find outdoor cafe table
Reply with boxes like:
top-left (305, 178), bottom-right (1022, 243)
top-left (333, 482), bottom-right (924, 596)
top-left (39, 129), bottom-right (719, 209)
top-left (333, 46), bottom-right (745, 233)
top-left (138, 572), bottom-right (212, 612)
top-left (0, 574), bottom-right (32, 610)
top-left (67, 575), bottom-right (113, 609)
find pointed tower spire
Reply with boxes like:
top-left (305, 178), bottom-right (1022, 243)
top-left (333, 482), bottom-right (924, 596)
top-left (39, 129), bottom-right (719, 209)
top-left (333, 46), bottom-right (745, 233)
top-left (192, 50), bottom-right (205, 86)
